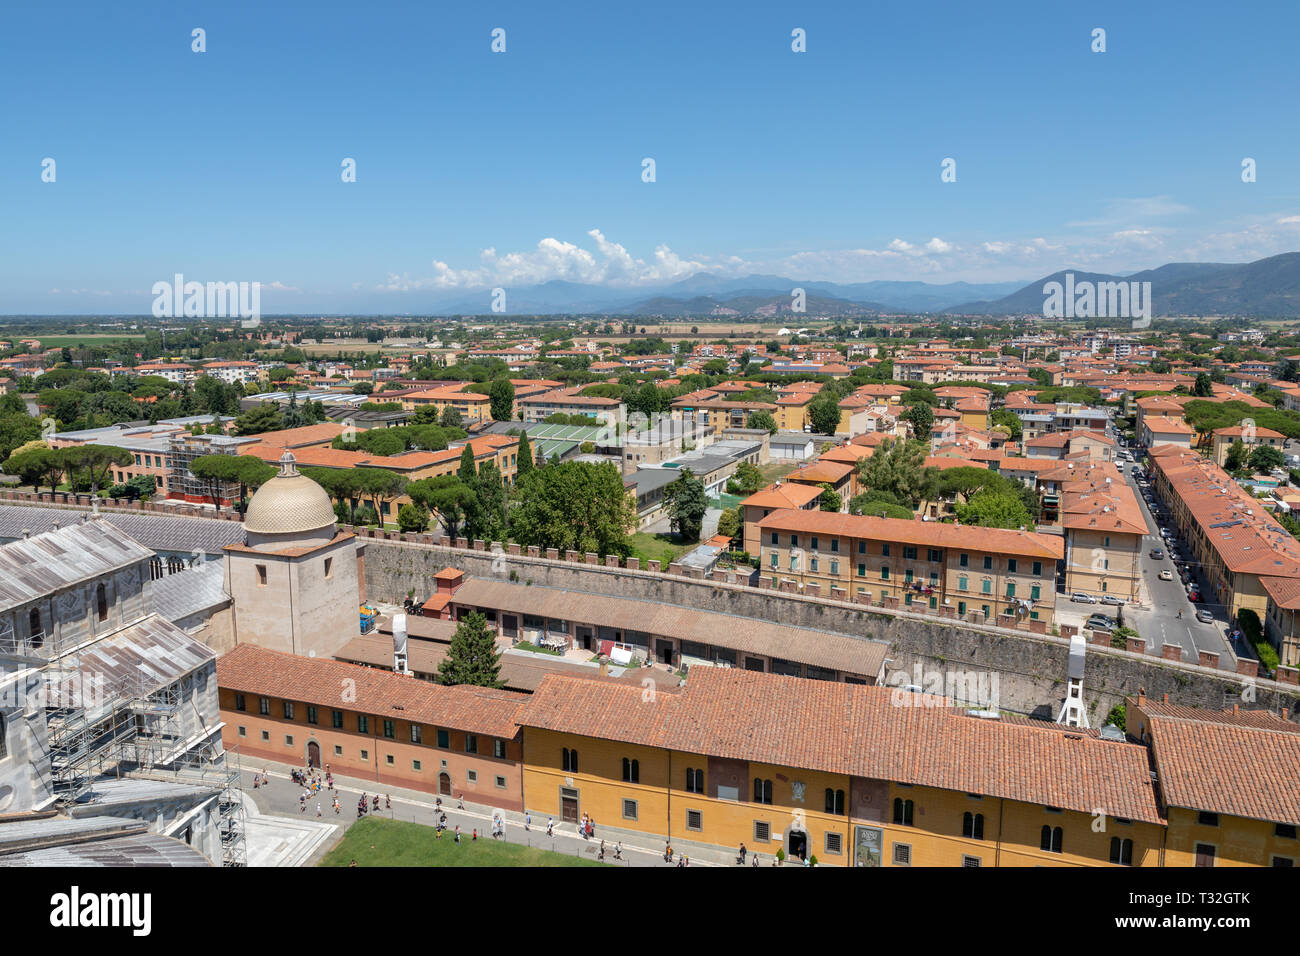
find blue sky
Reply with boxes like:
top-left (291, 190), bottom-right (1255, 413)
top-left (2, 0), bottom-right (1299, 313)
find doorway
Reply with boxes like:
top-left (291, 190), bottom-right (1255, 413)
top-left (560, 787), bottom-right (579, 823)
top-left (439, 773), bottom-right (452, 796)
top-left (306, 741), bottom-right (321, 769)
top-left (789, 830), bottom-right (808, 861)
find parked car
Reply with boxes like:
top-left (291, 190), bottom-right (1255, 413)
top-left (1188, 590), bottom-right (1202, 602)
top-left (1100, 595), bottom-right (1124, 606)
top-left (1150, 548), bottom-right (1164, 559)
top-left (1158, 569), bottom-right (1173, 581)
top-left (1070, 592), bottom-right (1098, 604)
top-left (1086, 614), bottom-right (1116, 632)
top-left (1196, 608), bottom-right (1214, 623)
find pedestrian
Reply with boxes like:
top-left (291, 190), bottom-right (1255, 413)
top-left (546, 817), bottom-right (554, 837)
top-left (752, 853), bottom-right (759, 868)
top-left (472, 828), bottom-right (478, 841)
top-left (457, 795), bottom-right (464, 810)
top-left (614, 842), bottom-right (622, 861)
top-left (525, 812), bottom-right (531, 831)
top-left (333, 798), bottom-right (340, 815)
top-left (454, 825), bottom-right (461, 843)
top-left (739, 843), bottom-right (747, 865)
top-left (435, 797), bottom-right (442, 812)
top-left (598, 839), bottom-right (606, 860)
top-left (385, 794), bottom-right (391, 810)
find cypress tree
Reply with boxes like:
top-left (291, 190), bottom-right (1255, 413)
top-left (437, 611), bottom-right (503, 687)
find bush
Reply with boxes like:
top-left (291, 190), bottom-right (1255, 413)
top-left (1105, 704), bottom-right (1126, 732)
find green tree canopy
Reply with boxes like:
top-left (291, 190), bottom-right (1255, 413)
top-left (663, 468), bottom-right (708, 543)
top-left (437, 611), bottom-right (504, 688)
top-left (507, 461), bottom-right (637, 556)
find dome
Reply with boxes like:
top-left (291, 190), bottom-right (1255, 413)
top-left (243, 452), bottom-right (337, 536)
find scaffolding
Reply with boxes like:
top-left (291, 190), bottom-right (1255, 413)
top-left (43, 665), bottom-right (247, 866)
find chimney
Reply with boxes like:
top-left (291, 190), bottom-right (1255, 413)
top-left (1162, 692), bottom-right (1169, 704)
top-left (21, 529), bottom-right (29, 539)
top-left (1137, 687), bottom-right (1146, 706)
top-left (1232, 703), bottom-right (1239, 714)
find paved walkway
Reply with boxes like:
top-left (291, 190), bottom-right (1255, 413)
top-left (239, 759), bottom-right (782, 868)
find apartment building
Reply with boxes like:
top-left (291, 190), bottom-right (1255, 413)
top-left (1210, 424), bottom-right (1286, 467)
top-left (400, 383), bottom-right (493, 423)
top-left (1059, 470), bottom-right (1146, 602)
top-left (755, 510), bottom-right (1064, 626)
top-left (518, 386), bottom-right (623, 428)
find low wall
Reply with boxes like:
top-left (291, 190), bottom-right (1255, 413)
top-left (360, 534), bottom-right (1300, 723)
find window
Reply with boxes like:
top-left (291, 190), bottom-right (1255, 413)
top-left (622, 757), bottom-right (640, 783)
top-left (789, 535), bottom-right (798, 547)
top-left (981, 579), bottom-right (992, 594)
top-left (881, 566), bottom-right (890, 580)
top-left (234, 694), bottom-right (246, 712)
top-left (324, 557), bottom-right (333, 578)
top-left (685, 768), bottom-right (704, 794)
top-left (258, 697), bottom-right (270, 716)
top-left (383, 720), bottom-right (395, 739)
top-left (754, 778), bottom-right (773, 805)
top-left (857, 563), bottom-right (866, 577)
top-left (983, 556), bottom-right (992, 570)
top-left (789, 554), bottom-right (798, 571)
top-left (413, 760), bottom-right (422, 771)
top-left (437, 729), bottom-right (450, 749)
top-left (1195, 843), bottom-right (1215, 868)
top-left (332, 710), bottom-right (343, 729)
top-left (824, 832), bottom-right (843, 855)
top-left (810, 557), bottom-right (818, 573)
top-left (1040, 826), bottom-right (1063, 854)
top-left (493, 738), bottom-right (507, 759)
top-left (28, 608), bottom-right (42, 646)
top-left (686, 810), bottom-right (702, 831)
top-left (927, 549), bottom-right (941, 563)
top-left (959, 553), bottom-right (968, 568)
top-left (1273, 856), bottom-right (1294, 868)
top-left (385, 754), bottom-right (394, 766)
top-left (893, 798), bottom-right (914, 827)
top-left (622, 799), bottom-right (638, 821)
top-left (1006, 583), bottom-right (1016, 598)
top-left (962, 856), bottom-right (981, 868)
top-left (892, 843), bottom-right (911, 866)
top-left (1030, 585), bottom-right (1041, 600)
top-left (306, 705), bottom-right (318, 725)
top-left (857, 541), bottom-right (866, 554)
top-left (1109, 837), bottom-right (1133, 866)
top-left (958, 575), bottom-right (968, 591)
top-left (770, 531), bottom-right (778, 545)
top-left (496, 775), bottom-right (507, 789)
top-left (467, 770), bottom-right (477, 783)
top-left (357, 715), bottom-right (369, 734)
top-left (829, 559), bottom-right (839, 575)
top-left (824, 789), bottom-right (845, 815)
top-left (96, 583), bottom-right (108, 622)
top-left (770, 552), bottom-right (778, 568)
top-left (465, 734), bottom-right (478, 754)
top-left (410, 725), bottom-right (422, 744)
top-left (830, 539), bottom-right (839, 553)
top-left (237, 726), bottom-right (245, 737)
top-left (1007, 559), bottom-right (1017, 574)
top-left (334, 745), bottom-right (343, 756)
top-left (261, 731), bottom-right (270, 741)
top-left (283, 701), bottom-right (294, 720)
top-left (562, 748), bottom-right (578, 773)
top-left (903, 546), bottom-right (917, 560)
top-left (1197, 811), bottom-right (1219, 827)
top-left (811, 537), bottom-right (819, 550)
top-left (256, 565), bottom-right (267, 586)
top-left (1032, 561), bottom-right (1042, 576)
top-left (285, 735), bottom-right (293, 746)
top-left (962, 812), bottom-right (984, 840)
top-left (1276, 823), bottom-right (1297, 839)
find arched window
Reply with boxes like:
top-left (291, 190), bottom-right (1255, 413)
top-left (562, 748), bottom-right (577, 773)
top-left (150, 557), bottom-right (163, 581)
top-left (167, 556), bottom-right (183, 574)
top-left (28, 607), bottom-right (43, 647)
top-left (963, 812), bottom-right (984, 840)
top-left (753, 778), bottom-right (773, 805)
top-left (96, 583), bottom-right (108, 622)
top-left (1040, 825), bottom-right (1063, 853)
top-left (1109, 837), bottom-right (1133, 866)
top-left (824, 788), bottom-right (845, 815)
top-left (893, 798), bottom-right (914, 827)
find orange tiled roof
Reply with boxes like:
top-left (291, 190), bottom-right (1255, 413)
top-left (757, 509), bottom-right (1063, 558)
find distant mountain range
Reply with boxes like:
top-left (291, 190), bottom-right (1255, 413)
top-left (429, 275), bottom-right (1027, 316)
top-left (423, 252), bottom-right (1300, 317)
top-left (946, 252), bottom-right (1300, 317)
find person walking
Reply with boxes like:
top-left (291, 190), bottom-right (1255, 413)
top-left (598, 839), bottom-right (606, 861)
top-left (546, 817), bottom-right (554, 837)
top-left (316, 802), bottom-right (322, 818)
top-left (739, 843), bottom-right (747, 865)
top-left (454, 825), bottom-right (461, 844)
top-left (614, 842), bottom-right (622, 861)
top-left (457, 795), bottom-right (465, 810)
top-left (385, 794), bottom-right (391, 810)
top-left (752, 853), bottom-right (760, 867)
top-left (525, 812), bottom-right (531, 832)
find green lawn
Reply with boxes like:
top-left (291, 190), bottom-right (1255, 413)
top-left (22, 334), bottom-right (146, 347)
top-left (758, 461), bottom-right (798, 484)
top-left (627, 531), bottom-right (694, 565)
top-left (319, 817), bottom-right (606, 867)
